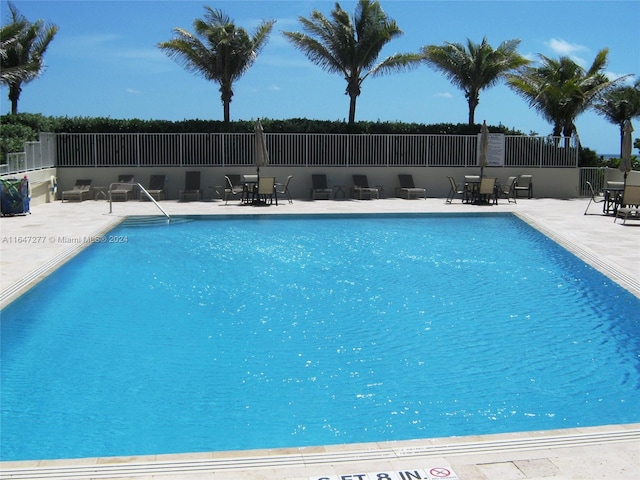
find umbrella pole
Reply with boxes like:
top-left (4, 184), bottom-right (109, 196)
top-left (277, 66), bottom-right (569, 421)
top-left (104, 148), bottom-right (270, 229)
top-left (255, 166), bottom-right (260, 205)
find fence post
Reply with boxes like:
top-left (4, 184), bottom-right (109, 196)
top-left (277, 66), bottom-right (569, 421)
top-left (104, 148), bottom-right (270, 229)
top-left (93, 134), bottom-right (97, 167)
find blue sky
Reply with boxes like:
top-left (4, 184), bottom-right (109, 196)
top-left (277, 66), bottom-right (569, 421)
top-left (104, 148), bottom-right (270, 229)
top-left (2, 0), bottom-right (639, 154)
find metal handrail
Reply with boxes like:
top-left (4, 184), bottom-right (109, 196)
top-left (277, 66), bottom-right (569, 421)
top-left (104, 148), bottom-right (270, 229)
top-left (108, 182), bottom-right (170, 222)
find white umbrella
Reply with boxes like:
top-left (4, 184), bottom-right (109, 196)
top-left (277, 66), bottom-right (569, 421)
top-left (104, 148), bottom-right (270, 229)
top-left (620, 119), bottom-right (633, 186)
top-left (254, 119), bottom-right (269, 180)
top-left (478, 120), bottom-right (489, 178)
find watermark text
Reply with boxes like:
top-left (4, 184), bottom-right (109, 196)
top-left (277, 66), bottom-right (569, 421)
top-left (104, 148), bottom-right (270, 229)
top-left (2, 235), bottom-right (129, 245)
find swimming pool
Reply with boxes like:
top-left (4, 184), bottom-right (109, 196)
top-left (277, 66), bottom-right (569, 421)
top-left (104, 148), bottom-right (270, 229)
top-left (1, 213), bottom-right (639, 461)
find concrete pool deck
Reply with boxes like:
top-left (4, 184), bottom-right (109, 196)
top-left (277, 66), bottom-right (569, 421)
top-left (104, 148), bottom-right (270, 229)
top-left (1, 196), bottom-right (639, 479)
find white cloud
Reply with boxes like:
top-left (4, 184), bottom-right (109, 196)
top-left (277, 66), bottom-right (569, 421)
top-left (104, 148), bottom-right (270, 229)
top-left (544, 38), bottom-right (590, 66)
top-left (546, 38), bottom-right (587, 56)
top-left (115, 48), bottom-right (165, 61)
top-left (436, 92), bottom-right (453, 99)
top-left (126, 88), bottom-right (141, 95)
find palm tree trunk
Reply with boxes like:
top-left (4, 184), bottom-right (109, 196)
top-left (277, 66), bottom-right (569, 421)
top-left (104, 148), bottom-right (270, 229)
top-left (223, 101), bottom-right (230, 123)
top-left (348, 94), bottom-right (357, 124)
top-left (467, 95), bottom-right (478, 125)
top-left (9, 83), bottom-right (21, 114)
top-left (220, 84), bottom-right (233, 123)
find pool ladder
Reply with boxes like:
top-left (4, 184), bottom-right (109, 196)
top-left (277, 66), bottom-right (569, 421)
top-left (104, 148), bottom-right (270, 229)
top-left (108, 182), bottom-right (171, 222)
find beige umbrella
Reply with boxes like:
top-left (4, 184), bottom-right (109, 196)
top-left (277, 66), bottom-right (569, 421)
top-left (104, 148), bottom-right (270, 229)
top-left (620, 119), bottom-right (633, 186)
top-left (478, 120), bottom-right (489, 178)
top-left (254, 119), bottom-right (269, 180)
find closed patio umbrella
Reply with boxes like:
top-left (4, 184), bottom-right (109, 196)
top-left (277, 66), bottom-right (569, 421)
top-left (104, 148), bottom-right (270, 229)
top-left (252, 119), bottom-right (270, 205)
top-left (254, 119), bottom-right (269, 181)
top-left (478, 120), bottom-right (489, 178)
top-left (620, 119), bottom-right (633, 186)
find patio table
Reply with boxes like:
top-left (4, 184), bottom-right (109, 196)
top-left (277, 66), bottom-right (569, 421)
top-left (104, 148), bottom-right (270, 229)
top-left (464, 176), bottom-right (480, 204)
top-left (604, 181), bottom-right (624, 215)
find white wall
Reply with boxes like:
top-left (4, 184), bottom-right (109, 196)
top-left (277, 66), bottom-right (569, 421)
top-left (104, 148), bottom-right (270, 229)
top-left (54, 166), bottom-right (581, 200)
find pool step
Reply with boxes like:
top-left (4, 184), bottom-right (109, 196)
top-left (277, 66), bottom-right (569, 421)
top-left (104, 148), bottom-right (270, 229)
top-left (120, 215), bottom-right (192, 227)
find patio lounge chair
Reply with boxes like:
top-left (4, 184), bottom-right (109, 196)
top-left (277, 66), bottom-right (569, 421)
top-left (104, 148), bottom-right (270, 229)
top-left (498, 176), bottom-right (517, 204)
top-left (224, 175), bottom-right (244, 205)
top-left (583, 181), bottom-right (605, 215)
top-left (141, 175), bottom-right (165, 201)
top-left (311, 174), bottom-right (332, 200)
top-left (110, 175), bottom-right (135, 202)
top-left (446, 176), bottom-right (465, 203)
top-left (614, 185), bottom-right (640, 224)
top-left (179, 171), bottom-right (201, 202)
top-left (397, 174), bottom-right (426, 199)
top-left (62, 179), bottom-right (92, 202)
top-left (352, 175), bottom-right (379, 200)
top-left (275, 175), bottom-right (293, 204)
top-left (515, 174), bottom-right (533, 199)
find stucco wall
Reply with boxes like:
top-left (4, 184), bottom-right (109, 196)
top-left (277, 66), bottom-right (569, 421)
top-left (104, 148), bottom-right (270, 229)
top-left (53, 166), bottom-right (585, 201)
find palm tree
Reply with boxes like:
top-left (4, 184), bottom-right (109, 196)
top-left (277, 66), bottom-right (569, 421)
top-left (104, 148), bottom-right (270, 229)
top-left (158, 7), bottom-right (274, 122)
top-left (592, 79), bottom-right (640, 156)
top-left (506, 49), bottom-right (627, 140)
top-left (0, 21), bottom-right (28, 85)
top-left (421, 37), bottom-right (529, 125)
top-left (283, 0), bottom-right (421, 124)
top-left (1, 2), bottom-right (58, 114)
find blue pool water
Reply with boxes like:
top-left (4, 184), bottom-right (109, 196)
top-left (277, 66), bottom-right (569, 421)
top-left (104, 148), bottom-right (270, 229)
top-left (1, 213), bottom-right (639, 461)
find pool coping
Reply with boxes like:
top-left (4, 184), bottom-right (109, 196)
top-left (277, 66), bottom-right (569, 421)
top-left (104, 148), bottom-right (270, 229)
top-left (1, 424), bottom-right (638, 479)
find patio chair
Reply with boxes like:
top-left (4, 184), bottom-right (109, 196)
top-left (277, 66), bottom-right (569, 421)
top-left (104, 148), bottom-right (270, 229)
top-left (224, 175), bottom-right (244, 205)
top-left (110, 175), bottom-right (136, 202)
top-left (62, 179), bottom-right (92, 202)
top-left (478, 177), bottom-right (497, 205)
top-left (397, 174), bottom-right (426, 199)
top-left (311, 174), bottom-right (332, 200)
top-left (257, 176), bottom-right (276, 205)
top-left (351, 175), bottom-right (379, 200)
top-left (583, 181), bottom-right (605, 215)
top-left (446, 176), bottom-right (465, 203)
top-left (614, 185), bottom-right (640, 224)
top-left (604, 181), bottom-right (625, 215)
top-left (179, 171), bottom-right (201, 202)
top-left (275, 175), bottom-right (293, 204)
top-left (514, 174), bottom-right (533, 199)
top-left (141, 175), bottom-right (165, 201)
top-left (498, 176), bottom-right (517, 204)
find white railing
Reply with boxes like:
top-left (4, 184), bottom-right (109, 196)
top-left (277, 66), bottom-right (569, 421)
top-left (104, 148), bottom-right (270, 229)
top-left (108, 182), bottom-right (170, 221)
top-left (54, 132), bottom-right (579, 168)
top-left (2, 133), bottom-right (57, 175)
top-left (579, 167), bottom-right (607, 196)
